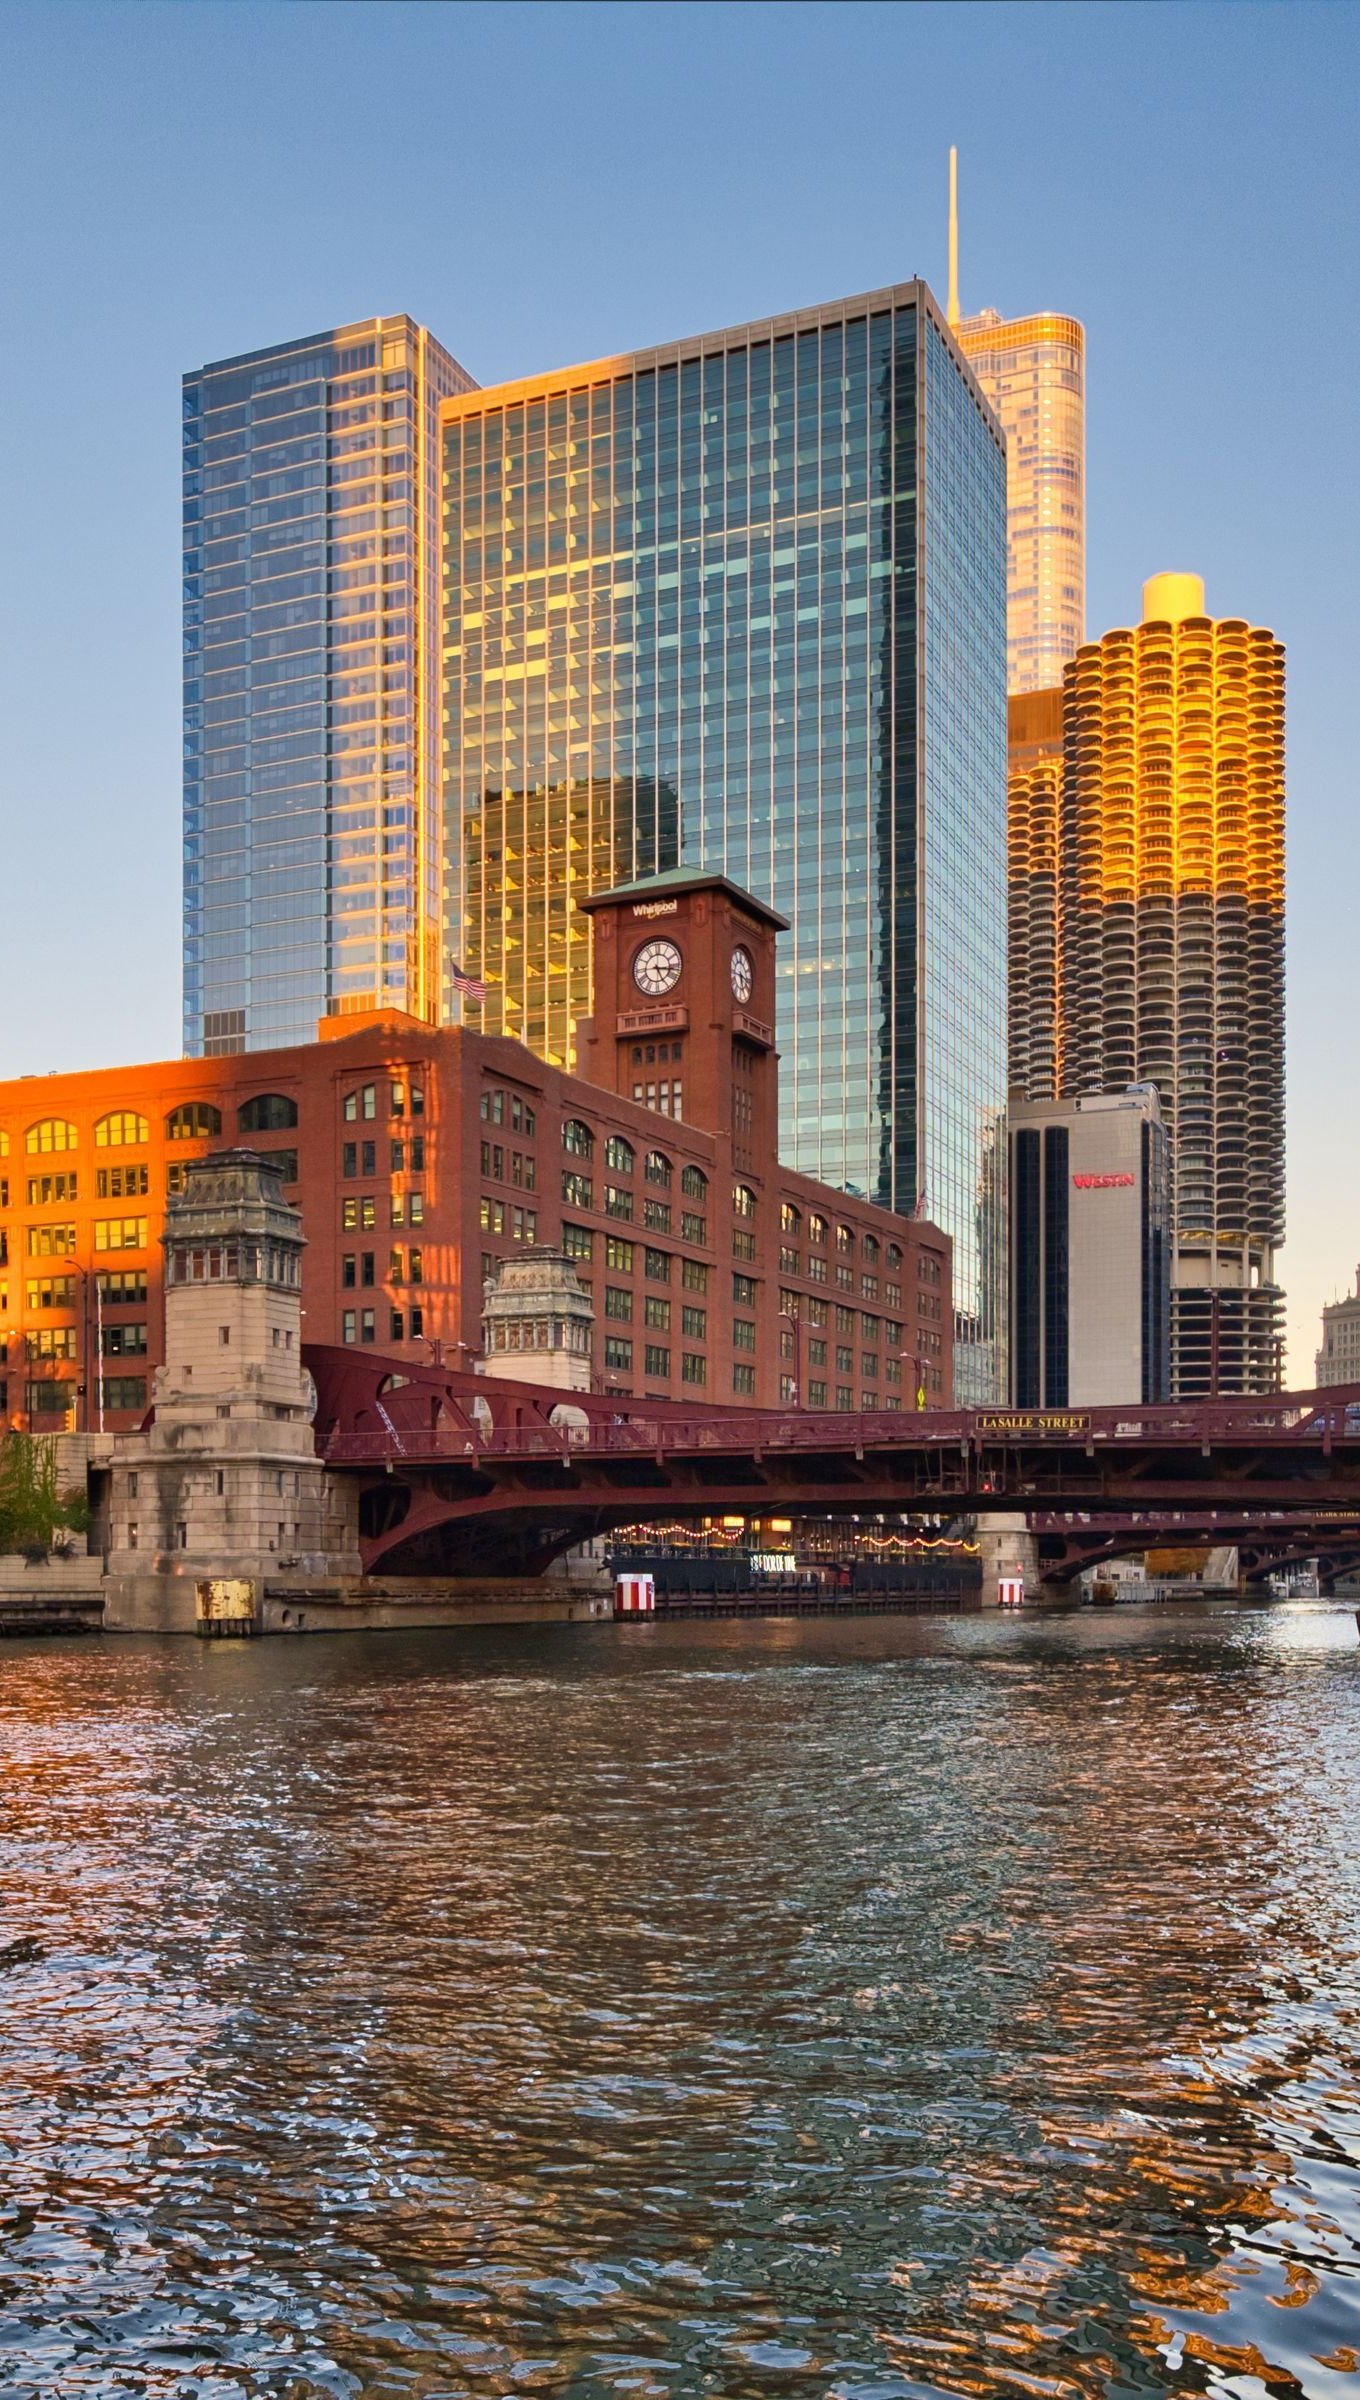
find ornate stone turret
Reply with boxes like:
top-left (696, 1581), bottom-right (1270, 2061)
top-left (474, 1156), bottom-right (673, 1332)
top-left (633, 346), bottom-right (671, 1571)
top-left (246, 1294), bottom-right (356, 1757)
top-left (104, 1151), bottom-right (359, 1630)
top-left (481, 1249), bottom-right (594, 1392)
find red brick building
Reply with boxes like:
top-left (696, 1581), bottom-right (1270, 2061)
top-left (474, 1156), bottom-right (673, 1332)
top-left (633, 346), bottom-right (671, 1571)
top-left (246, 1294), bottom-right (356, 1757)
top-left (0, 874), bottom-right (951, 1431)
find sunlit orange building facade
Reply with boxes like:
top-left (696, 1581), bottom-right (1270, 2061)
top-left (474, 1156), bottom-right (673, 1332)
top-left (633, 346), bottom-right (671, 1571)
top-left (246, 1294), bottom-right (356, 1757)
top-left (0, 875), bottom-right (951, 1433)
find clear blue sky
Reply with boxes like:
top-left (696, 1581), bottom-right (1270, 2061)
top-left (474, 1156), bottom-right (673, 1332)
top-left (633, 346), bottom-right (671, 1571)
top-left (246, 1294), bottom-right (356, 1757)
top-left (0, 0), bottom-right (1356, 1376)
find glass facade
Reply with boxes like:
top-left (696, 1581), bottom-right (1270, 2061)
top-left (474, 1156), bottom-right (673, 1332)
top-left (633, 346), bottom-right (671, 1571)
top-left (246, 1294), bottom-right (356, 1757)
top-left (955, 310), bottom-right (1085, 695)
top-left (183, 315), bottom-right (474, 1055)
top-left (442, 285), bottom-right (1007, 1397)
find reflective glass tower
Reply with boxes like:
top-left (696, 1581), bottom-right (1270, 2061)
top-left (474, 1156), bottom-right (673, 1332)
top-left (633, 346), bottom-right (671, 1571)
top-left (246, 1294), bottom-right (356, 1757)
top-left (183, 315), bottom-right (475, 1056)
top-left (947, 152), bottom-right (1085, 694)
top-left (441, 284), bottom-right (1008, 1398)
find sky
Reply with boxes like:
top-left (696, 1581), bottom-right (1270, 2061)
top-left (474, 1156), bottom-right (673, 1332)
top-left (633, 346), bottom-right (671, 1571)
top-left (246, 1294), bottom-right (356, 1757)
top-left (0, 0), bottom-right (1356, 1379)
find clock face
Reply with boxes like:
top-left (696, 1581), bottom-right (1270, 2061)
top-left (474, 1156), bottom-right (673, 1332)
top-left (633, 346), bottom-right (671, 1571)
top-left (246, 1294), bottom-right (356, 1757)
top-left (633, 938), bottom-right (683, 997)
top-left (731, 945), bottom-right (753, 1005)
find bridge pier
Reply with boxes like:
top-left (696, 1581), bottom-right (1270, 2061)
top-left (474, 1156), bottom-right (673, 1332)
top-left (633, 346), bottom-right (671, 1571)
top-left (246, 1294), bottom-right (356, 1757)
top-left (974, 1514), bottom-right (1082, 1609)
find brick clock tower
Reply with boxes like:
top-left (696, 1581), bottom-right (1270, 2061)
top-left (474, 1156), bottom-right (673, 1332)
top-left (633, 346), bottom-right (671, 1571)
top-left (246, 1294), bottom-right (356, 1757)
top-left (577, 870), bottom-right (789, 1172)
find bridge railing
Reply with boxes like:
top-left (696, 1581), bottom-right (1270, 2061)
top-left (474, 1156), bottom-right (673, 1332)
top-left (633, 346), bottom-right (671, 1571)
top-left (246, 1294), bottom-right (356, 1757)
top-left (320, 1389), bottom-right (1360, 1467)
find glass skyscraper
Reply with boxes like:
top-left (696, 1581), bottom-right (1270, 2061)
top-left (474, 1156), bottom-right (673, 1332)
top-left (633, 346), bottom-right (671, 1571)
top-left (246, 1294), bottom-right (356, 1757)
top-left (183, 315), bottom-right (474, 1056)
top-left (441, 284), bottom-right (1009, 1397)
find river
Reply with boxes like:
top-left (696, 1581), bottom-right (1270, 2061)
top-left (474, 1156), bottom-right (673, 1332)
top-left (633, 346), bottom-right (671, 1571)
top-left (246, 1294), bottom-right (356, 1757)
top-left (2, 1606), bottom-right (1359, 2397)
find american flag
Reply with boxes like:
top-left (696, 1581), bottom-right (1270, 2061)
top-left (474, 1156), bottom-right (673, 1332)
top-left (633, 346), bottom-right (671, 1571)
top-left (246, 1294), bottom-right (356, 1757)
top-left (447, 961), bottom-right (489, 1004)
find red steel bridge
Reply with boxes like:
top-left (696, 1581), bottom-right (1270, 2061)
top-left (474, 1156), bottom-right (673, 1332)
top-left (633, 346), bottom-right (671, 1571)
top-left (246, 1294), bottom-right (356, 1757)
top-left (305, 1346), bottom-right (1360, 1578)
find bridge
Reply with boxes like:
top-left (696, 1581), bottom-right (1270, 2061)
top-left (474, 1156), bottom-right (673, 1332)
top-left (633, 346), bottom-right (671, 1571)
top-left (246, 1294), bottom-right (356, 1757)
top-left (305, 1347), bottom-right (1360, 1578)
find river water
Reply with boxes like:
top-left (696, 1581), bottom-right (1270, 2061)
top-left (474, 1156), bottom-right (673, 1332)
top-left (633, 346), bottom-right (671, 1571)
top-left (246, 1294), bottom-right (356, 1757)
top-left (2, 1607), bottom-right (1359, 2399)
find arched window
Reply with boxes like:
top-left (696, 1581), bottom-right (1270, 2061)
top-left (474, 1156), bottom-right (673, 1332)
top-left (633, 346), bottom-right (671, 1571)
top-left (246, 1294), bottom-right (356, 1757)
top-left (886, 1241), bottom-right (903, 1269)
top-left (644, 1150), bottom-right (672, 1188)
top-left (343, 1084), bottom-right (377, 1123)
top-left (836, 1223), bottom-right (854, 1254)
top-left (809, 1212), bottom-right (827, 1245)
top-left (562, 1118), bottom-right (594, 1158)
top-left (239, 1094), bottom-right (298, 1133)
top-left (863, 1232), bottom-right (880, 1262)
top-left (681, 1164), bottom-right (707, 1200)
top-left (604, 1135), bottom-right (635, 1174)
top-left (733, 1183), bottom-right (756, 1218)
top-left (25, 1119), bottom-right (77, 1155)
top-left (95, 1111), bottom-right (149, 1149)
top-left (780, 1201), bottom-right (801, 1234)
top-left (166, 1102), bottom-right (222, 1142)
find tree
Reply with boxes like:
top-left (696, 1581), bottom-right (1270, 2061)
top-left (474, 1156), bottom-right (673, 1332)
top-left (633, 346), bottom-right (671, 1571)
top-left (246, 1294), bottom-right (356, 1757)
top-left (0, 1433), bottom-right (87, 1557)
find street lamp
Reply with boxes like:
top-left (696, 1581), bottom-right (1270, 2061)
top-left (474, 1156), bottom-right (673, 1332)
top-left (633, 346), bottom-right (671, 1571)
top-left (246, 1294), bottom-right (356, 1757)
top-left (895, 1345), bottom-right (928, 1412)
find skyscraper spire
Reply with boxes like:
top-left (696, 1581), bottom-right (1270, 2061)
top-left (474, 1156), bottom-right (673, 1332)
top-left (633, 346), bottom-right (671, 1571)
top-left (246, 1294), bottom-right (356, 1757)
top-left (947, 145), bottom-right (960, 327)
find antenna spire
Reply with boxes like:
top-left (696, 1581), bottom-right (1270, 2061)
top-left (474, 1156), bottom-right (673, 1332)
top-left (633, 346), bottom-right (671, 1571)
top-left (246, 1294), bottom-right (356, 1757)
top-left (947, 145), bottom-right (960, 328)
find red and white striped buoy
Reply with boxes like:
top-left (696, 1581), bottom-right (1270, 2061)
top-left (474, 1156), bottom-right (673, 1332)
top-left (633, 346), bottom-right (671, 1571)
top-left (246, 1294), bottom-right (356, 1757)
top-left (997, 1575), bottom-right (1025, 1609)
top-left (614, 1572), bottom-right (656, 1618)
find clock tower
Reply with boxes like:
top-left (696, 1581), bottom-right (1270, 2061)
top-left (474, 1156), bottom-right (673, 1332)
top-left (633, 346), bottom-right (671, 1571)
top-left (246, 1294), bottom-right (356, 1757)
top-left (577, 869), bottom-right (789, 1176)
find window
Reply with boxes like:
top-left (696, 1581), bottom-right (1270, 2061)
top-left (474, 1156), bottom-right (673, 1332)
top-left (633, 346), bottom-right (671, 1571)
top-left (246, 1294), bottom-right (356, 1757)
top-left (808, 1379), bottom-right (827, 1408)
top-left (410, 1135), bottom-right (425, 1173)
top-left (644, 1345), bottom-right (671, 1380)
top-left (343, 1310), bottom-right (357, 1344)
top-left (836, 1348), bottom-right (854, 1376)
top-left (643, 1247), bottom-right (670, 1283)
top-left (780, 1375), bottom-right (798, 1404)
top-left (480, 1197), bottom-right (506, 1234)
top-left (28, 1224), bottom-right (76, 1257)
top-left (732, 1364), bottom-right (755, 1397)
top-left (27, 1275), bottom-right (76, 1309)
top-left (780, 1202), bottom-right (801, 1234)
top-left (97, 1165), bottom-right (150, 1199)
top-left (680, 1211), bottom-right (707, 1245)
top-left (390, 1248), bottom-right (405, 1284)
top-left (604, 1184), bottom-right (633, 1221)
top-left (808, 1338), bottom-right (827, 1368)
top-left (732, 1273), bottom-right (756, 1305)
top-left (643, 1199), bottom-right (671, 1233)
top-left (860, 1312), bottom-right (879, 1338)
top-left (644, 1296), bottom-right (671, 1331)
top-left (509, 1094), bottom-right (534, 1135)
top-left (361, 1310), bottom-right (375, 1344)
top-left (603, 1335), bottom-right (633, 1372)
top-left (512, 1208), bottom-right (537, 1242)
top-left (681, 1259), bottom-right (709, 1293)
top-left (562, 1170), bottom-right (593, 1209)
top-left (807, 1255), bottom-right (827, 1285)
top-left (644, 1152), bottom-right (672, 1188)
top-left (480, 1089), bottom-right (505, 1124)
top-left (166, 1102), bottom-right (221, 1141)
top-left (26, 1173), bottom-right (77, 1205)
top-left (25, 1120), bottom-right (77, 1154)
top-left (836, 1265), bottom-right (855, 1292)
top-left (862, 1273), bottom-right (879, 1300)
top-left (410, 1086), bottom-right (425, 1116)
top-left (885, 1357), bottom-right (902, 1385)
top-left (95, 1112), bottom-right (149, 1148)
top-left (410, 1305), bottom-right (424, 1337)
top-left (835, 1224), bottom-right (854, 1255)
top-left (733, 1230), bottom-right (756, 1262)
top-left (604, 1236), bottom-right (634, 1273)
top-left (101, 1323), bottom-right (148, 1357)
top-left (361, 1253), bottom-right (375, 1286)
top-left (409, 1248), bottom-right (423, 1284)
top-left (862, 1354), bottom-right (879, 1381)
top-left (28, 1326), bottom-right (78, 1360)
top-left (733, 1318), bottom-right (756, 1352)
top-left (681, 1305), bottom-right (706, 1339)
top-left (240, 1093), bottom-right (298, 1132)
top-left (341, 1085), bottom-right (376, 1123)
top-left (779, 1247), bottom-right (800, 1275)
top-left (633, 1079), bottom-right (683, 1118)
top-left (605, 1135), bottom-right (634, 1174)
top-left (408, 1193), bottom-right (423, 1225)
top-left (511, 1151), bottom-right (536, 1191)
top-left (103, 1377), bottom-right (148, 1413)
top-left (887, 1243), bottom-right (902, 1270)
top-left (863, 1234), bottom-right (880, 1264)
top-left (480, 1141), bottom-right (503, 1179)
top-left (261, 1151), bottom-right (298, 1185)
top-left (361, 1198), bottom-right (376, 1230)
top-left (733, 1183), bottom-right (756, 1218)
top-left (342, 1198), bottom-right (358, 1230)
top-left (390, 1310), bottom-right (405, 1343)
top-left (390, 1139), bottom-right (406, 1174)
top-left (919, 1251), bottom-right (943, 1286)
top-left (836, 1386), bottom-right (854, 1411)
top-left (561, 1223), bottom-right (594, 1261)
top-left (886, 1282), bottom-right (902, 1309)
top-left (389, 1082), bottom-right (406, 1118)
top-left (681, 1165), bottom-right (707, 1200)
top-left (97, 1270), bottom-right (146, 1305)
top-left (604, 1285), bottom-right (633, 1321)
top-left (681, 1352), bottom-right (706, 1385)
top-left (562, 1119), bottom-right (594, 1157)
top-left (836, 1306), bottom-right (855, 1334)
top-left (342, 1255), bottom-right (356, 1288)
top-left (809, 1213), bottom-right (827, 1246)
top-left (390, 1193), bottom-right (405, 1227)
